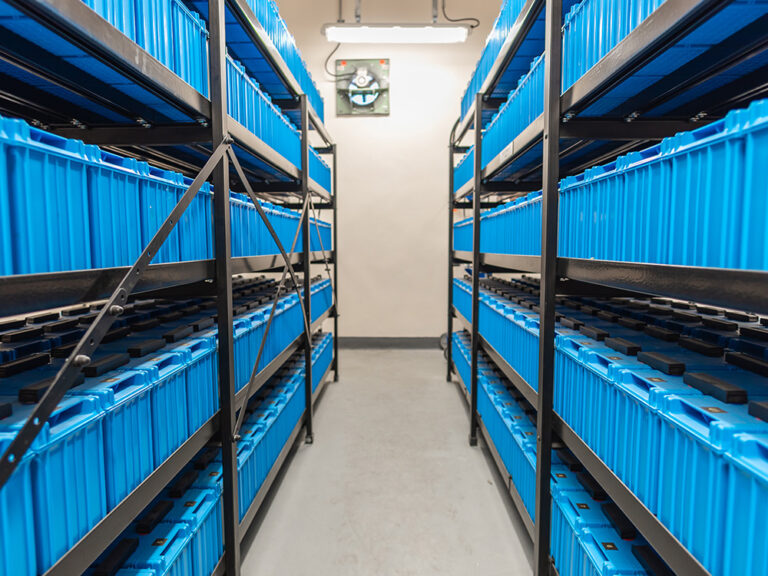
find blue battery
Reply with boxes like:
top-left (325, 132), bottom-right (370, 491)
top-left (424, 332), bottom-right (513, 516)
top-left (722, 431), bottom-right (768, 576)
top-left (125, 521), bottom-right (194, 575)
top-left (167, 336), bottom-right (217, 433)
top-left (2, 117), bottom-right (93, 274)
top-left (81, 0), bottom-right (137, 41)
top-left (121, 352), bottom-right (189, 467)
top-left (658, 394), bottom-right (768, 575)
top-left (138, 165), bottom-right (183, 265)
top-left (163, 488), bottom-right (222, 576)
top-left (0, 430), bottom-right (35, 576)
top-left (573, 527), bottom-right (649, 575)
top-left (87, 150), bottom-right (143, 268)
top-left (68, 369), bottom-right (153, 510)
top-left (0, 395), bottom-right (106, 573)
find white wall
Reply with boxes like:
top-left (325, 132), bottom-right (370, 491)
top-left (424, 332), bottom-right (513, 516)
top-left (275, 0), bottom-right (501, 337)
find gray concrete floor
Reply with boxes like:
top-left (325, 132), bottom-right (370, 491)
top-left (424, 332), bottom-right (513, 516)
top-left (240, 348), bottom-right (533, 576)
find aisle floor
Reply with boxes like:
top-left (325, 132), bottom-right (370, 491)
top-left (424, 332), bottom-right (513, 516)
top-left (240, 348), bottom-right (533, 576)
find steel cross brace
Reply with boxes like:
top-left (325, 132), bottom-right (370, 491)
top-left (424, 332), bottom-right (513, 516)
top-left (227, 148), bottom-right (314, 437)
top-left (0, 139), bottom-right (232, 490)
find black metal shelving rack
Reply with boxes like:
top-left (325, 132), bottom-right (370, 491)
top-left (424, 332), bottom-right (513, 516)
top-left (446, 1), bottom-right (768, 575)
top-left (0, 1), bottom-right (340, 575)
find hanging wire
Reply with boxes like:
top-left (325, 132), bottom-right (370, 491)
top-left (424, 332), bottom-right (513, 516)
top-left (441, 0), bottom-right (480, 28)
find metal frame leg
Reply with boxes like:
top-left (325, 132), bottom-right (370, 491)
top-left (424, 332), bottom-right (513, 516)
top-left (469, 93), bottom-right (484, 447)
top-left (332, 144), bottom-right (339, 382)
top-left (534, 0), bottom-right (562, 574)
top-left (300, 95), bottom-right (314, 444)
top-left (447, 130), bottom-right (455, 382)
top-left (208, 1), bottom-right (240, 575)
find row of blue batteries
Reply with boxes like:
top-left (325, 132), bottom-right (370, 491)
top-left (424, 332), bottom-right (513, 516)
top-left (455, 98), bottom-right (768, 272)
top-left (0, 277), bottom-right (333, 576)
top-left (453, 276), bottom-right (768, 576)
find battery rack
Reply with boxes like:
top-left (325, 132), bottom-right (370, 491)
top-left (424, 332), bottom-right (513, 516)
top-left (0, 1), bottom-right (339, 576)
top-left (447, 1), bottom-right (768, 575)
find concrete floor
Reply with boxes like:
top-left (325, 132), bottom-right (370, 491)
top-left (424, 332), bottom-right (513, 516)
top-left (240, 348), bottom-right (533, 576)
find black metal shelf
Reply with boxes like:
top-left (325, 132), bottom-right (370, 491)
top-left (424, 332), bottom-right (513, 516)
top-left (451, 360), bottom-right (536, 541)
top-left (40, 306), bottom-right (333, 576)
top-left (451, 310), bottom-right (711, 576)
top-left (0, 0), bottom-right (333, 199)
top-left (452, 252), bottom-right (768, 315)
top-left (453, 0), bottom-right (768, 197)
top-left (0, 252), bottom-right (333, 317)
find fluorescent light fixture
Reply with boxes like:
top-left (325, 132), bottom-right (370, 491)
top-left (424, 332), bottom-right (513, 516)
top-left (323, 23), bottom-right (469, 44)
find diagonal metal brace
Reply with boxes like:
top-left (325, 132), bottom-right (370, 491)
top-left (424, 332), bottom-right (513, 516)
top-left (0, 139), bottom-right (232, 490)
top-left (227, 149), bottom-right (314, 431)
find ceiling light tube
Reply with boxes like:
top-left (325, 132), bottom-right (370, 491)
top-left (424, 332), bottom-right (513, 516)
top-left (323, 23), bottom-right (470, 44)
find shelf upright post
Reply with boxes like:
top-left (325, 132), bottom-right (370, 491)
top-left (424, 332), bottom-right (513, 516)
top-left (534, 0), bottom-right (562, 573)
top-left (332, 143), bottom-right (339, 382)
top-left (469, 93), bottom-right (484, 446)
top-left (301, 94), bottom-right (314, 443)
top-left (209, 0), bottom-right (240, 574)
top-left (447, 131), bottom-right (455, 382)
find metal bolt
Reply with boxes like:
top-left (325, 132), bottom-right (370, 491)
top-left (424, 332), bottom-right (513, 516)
top-left (73, 355), bottom-right (91, 367)
top-left (109, 305), bottom-right (125, 316)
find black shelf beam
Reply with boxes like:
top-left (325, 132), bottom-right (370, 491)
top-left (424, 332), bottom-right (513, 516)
top-left (0, 252), bottom-right (333, 317)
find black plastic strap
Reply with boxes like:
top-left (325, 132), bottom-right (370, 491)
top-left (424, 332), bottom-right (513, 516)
top-left (134, 299), bottom-right (158, 310)
top-left (749, 401), bottom-right (768, 423)
top-left (0, 402), bottom-right (12, 420)
top-left (696, 305), bottom-right (723, 316)
top-left (762, 317), bottom-right (768, 327)
top-left (601, 502), bottom-right (637, 540)
top-left (741, 326), bottom-right (768, 342)
top-left (43, 318), bottom-right (80, 333)
top-left (597, 310), bottom-right (619, 322)
top-left (702, 317), bottom-right (738, 331)
top-left (1, 326), bottom-right (44, 343)
top-left (0, 318), bottom-right (25, 332)
top-left (580, 325), bottom-right (609, 341)
top-left (0, 353), bottom-right (51, 377)
top-left (580, 305), bottom-right (600, 316)
top-left (531, 305), bottom-right (541, 314)
top-left (555, 448), bottom-right (582, 471)
top-left (54, 330), bottom-right (86, 346)
top-left (103, 326), bottom-right (131, 343)
top-left (605, 337), bottom-right (641, 356)
top-left (83, 353), bottom-right (130, 377)
top-left (26, 311), bottom-right (60, 324)
top-left (164, 326), bottom-right (193, 344)
top-left (644, 325), bottom-right (679, 342)
top-left (637, 351), bottom-right (685, 376)
top-left (77, 312), bottom-right (100, 325)
top-left (131, 318), bottom-right (160, 332)
top-left (625, 302), bottom-right (649, 310)
top-left (725, 310), bottom-right (758, 322)
top-left (651, 298), bottom-right (671, 306)
top-left (576, 471), bottom-right (607, 501)
top-left (19, 372), bottom-right (85, 404)
top-left (195, 445), bottom-right (219, 469)
top-left (62, 305), bottom-right (90, 317)
top-left (670, 301), bottom-right (693, 310)
top-left (135, 500), bottom-right (173, 534)
top-left (179, 305), bottom-right (202, 315)
top-left (560, 317), bottom-right (583, 330)
top-left (633, 545), bottom-right (675, 576)
top-left (562, 299), bottom-right (580, 308)
top-left (159, 311), bottom-right (184, 323)
top-left (127, 339), bottom-right (166, 358)
top-left (234, 305), bottom-right (248, 316)
top-left (683, 372), bottom-right (747, 404)
top-left (193, 317), bottom-right (215, 332)
top-left (726, 352), bottom-right (768, 377)
top-left (618, 317), bottom-right (645, 330)
top-left (52, 343), bottom-right (77, 359)
top-left (168, 469), bottom-right (199, 498)
top-left (672, 311), bottom-right (701, 323)
top-left (91, 538), bottom-right (139, 576)
top-left (646, 306), bottom-right (671, 316)
top-left (677, 336), bottom-right (723, 357)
